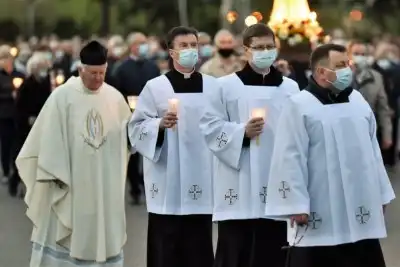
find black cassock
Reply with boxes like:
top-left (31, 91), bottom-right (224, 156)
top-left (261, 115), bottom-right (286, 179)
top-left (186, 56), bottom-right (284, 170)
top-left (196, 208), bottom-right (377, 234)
top-left (287, 239), bottom-right (386, 267)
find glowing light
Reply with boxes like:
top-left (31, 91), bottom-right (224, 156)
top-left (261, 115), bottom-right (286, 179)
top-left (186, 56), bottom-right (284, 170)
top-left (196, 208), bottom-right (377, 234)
top-left (13, 77), bottom-right (23, 89)
top-left (56, 74), bottom-right (65, 85)
top-left (226, 11), bottom-right (238, 24)
top-left (245, 15), bottom-right (258, 27)
top-left (268, 0), bottom-right (326, 46)
top-left (349, 10), bottom-right (363, 21)
top-left (10, 47), bottom-right (18, 57)
top-left (251, 11), bottom-right (263, 22)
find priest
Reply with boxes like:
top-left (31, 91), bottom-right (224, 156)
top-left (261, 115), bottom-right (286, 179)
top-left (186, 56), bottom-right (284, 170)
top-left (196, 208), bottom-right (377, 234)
top-left (16, 40), bottom-right (132, 267)
top-left (199, 23), bottom-right (300, 267)
top-left (128, 26), bottom-right (215, 267)
top-left (266, 44), bottom-right (395, 267)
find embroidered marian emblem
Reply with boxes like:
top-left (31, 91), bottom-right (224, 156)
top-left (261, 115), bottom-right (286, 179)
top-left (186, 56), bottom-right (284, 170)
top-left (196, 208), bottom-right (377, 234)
top-left (83, 109), bottom-right (107, 149)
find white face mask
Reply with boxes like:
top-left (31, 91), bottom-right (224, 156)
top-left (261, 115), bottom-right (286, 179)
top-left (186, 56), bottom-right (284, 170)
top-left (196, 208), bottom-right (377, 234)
top-left (251, 48), bottom-right (278, 69)
top-left (377, 59), bottom-right (392, 69)
top-left (352, 55), bottom-right (368, 69)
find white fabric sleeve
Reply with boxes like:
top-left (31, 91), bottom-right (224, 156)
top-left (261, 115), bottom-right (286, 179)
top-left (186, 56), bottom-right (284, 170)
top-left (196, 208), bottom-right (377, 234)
top-left (266, 98), bottom-right (310, 217)
top-left (128, 83), bottom-right (164, 162)
top-left (369, 111), bottom-right (396, 205)
top-left (200, 84), bottom-right (245, 170)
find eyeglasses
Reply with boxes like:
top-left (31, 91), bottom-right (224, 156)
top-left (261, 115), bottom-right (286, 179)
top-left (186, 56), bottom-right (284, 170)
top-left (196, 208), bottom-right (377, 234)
top-left (248, 45), bottom-right (276, 51)
top-left (282, 223), bottom-right (309, 267)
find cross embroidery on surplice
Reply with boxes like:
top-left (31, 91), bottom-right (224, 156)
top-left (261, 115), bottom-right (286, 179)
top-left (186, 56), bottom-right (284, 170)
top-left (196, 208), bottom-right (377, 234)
top-left (278, 181), bottom-right (291, 199)
top-left (355, 206), bottom-right (371, 224)
top-left (216, 132), bottom-right (228, 148)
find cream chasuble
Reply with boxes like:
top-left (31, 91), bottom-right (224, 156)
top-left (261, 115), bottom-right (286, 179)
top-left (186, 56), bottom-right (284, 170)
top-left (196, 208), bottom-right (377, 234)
top-left (16, 76), bottom-right (131, 267)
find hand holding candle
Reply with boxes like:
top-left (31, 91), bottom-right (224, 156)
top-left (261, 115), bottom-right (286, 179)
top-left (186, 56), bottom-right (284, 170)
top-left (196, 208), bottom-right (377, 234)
top-left (12, 77), bottom-right (23, 89)
top-left (127, 96), bottom-right (138, 110)
top-left (250, 108), bottom-right (267, 146)
top-left (167, 98), bottom-right (179, 130)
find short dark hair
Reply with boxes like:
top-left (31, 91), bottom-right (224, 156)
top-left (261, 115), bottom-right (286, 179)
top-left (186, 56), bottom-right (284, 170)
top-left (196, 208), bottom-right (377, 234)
top-left (166, 26), bottom-right (198, 49)
top-left (242, 23), bottom-right (275, 47)
top-left (310, 43), bottom-right (347, 71)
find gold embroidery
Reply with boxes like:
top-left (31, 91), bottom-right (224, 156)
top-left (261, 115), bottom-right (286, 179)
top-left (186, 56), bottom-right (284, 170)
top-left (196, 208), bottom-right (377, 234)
top-left (83, 109), bottom-right (107, 149)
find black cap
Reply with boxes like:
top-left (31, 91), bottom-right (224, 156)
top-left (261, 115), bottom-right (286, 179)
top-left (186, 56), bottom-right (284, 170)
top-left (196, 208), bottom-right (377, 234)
top-left (79, 40), bottom-right (107, 65)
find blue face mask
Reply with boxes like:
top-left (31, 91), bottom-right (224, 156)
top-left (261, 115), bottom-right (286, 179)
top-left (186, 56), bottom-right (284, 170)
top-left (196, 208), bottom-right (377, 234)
top-left (157, 50), bottom-right (168, 59)
top-left (177, 49), bottom-right (199, 68)
top-left (200, 45), bottom-right (213, 58)
top-left (138, 44), bottom-right (149, 58)
top-left (252, 48), bottom-right (278, 69)
top-left (328, 67), bottom-right (353, 91)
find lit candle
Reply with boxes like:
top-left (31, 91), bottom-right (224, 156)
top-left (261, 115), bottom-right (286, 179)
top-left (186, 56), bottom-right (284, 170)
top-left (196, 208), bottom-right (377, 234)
top-left (12, 77), bottom-right (23, 89)
top-left (127, 96), bottom-right (138, 110)
top-left (168, 98), bottom-right (179, 130)
top-left (56, 74), bottom-right (65, 85)
top-left (251, 108), bottom-right (267, 146)
top-left (10, 47), bottom-right (18, 57)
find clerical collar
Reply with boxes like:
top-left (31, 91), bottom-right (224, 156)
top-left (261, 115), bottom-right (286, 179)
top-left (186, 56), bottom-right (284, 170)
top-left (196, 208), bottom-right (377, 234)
top-left (235, 63), bottom-right (283, 86)
top-left (170, 67), bottom-right (196, 79)
top-left (307, 76), bottom-right (352, 105)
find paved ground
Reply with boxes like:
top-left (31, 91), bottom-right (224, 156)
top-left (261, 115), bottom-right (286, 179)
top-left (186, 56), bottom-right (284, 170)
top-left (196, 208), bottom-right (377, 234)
top-left (0, 172), bottom-right (399, 267)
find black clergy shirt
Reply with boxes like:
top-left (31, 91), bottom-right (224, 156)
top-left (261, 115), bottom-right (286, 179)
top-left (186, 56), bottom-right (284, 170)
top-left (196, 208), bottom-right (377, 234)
top-left (306, 76), bottom-right (352, 105)
top-left (156, 68), bottom-right (204, 146)
top-left (236, 63), bottom-right (284, 147)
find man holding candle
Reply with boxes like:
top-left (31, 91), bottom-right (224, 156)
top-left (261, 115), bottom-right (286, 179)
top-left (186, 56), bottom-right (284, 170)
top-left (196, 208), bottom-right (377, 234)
top-left (199, 23), bottom-right (300, 267)
top-left (128, 26), bottom-right (216, 267)
top-left (16, 40), bottom-right (131, 267)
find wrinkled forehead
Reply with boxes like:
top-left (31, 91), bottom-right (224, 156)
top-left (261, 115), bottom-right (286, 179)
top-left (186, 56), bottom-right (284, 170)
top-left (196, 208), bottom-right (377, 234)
top-left (84, 64), bottom-right (107, 73)
top-left (249, 36), bottom-right (275, 47)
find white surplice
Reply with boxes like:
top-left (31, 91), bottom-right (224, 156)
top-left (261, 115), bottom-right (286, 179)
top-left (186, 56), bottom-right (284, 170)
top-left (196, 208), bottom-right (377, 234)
top-left (16, 77), bottom-right (131, 267)
top-left (128, 74), bottom-right (217, 215)
top-left (265, 89), bottom-right (396, 247)
top-left (199, 73), bottom-right (300, 221)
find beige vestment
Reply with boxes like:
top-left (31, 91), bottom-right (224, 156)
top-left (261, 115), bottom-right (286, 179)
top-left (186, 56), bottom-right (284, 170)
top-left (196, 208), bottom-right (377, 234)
top-left (16, 76), bottom-right (132, 267)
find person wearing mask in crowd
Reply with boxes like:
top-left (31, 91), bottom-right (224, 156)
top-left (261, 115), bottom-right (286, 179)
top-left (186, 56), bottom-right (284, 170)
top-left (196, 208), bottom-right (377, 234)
top-left (106, 35), bottom-right (127, 86)
top-left (113, 32), bottom-right (160, 205)
top-left (200, 29), bottom-right (242, 77)
top-left (9, 53), bottom-right (53, 197)
top-left (53, 40), bottom-right (73, 79)
top-left (155, 40), bottom-right (170, 74)
top-left (349, 40), bottom-right (393, 156)
top-left (196, 32), bottom-right (213, 70)
top-left (0, 45), bottom-right (16, 184)
top-left (13, 43), bottom-right (31, 76)
top-left (372, 41), bottom-right (400, 167)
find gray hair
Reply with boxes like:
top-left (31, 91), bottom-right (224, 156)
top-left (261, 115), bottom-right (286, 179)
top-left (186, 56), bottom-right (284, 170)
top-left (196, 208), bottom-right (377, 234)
top-left (26, 52), bottom-right (49, 75)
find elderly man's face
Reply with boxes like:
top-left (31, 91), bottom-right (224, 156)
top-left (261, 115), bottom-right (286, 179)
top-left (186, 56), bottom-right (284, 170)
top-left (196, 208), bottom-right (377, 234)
top-left (79, 64), bottom-right (107, 91)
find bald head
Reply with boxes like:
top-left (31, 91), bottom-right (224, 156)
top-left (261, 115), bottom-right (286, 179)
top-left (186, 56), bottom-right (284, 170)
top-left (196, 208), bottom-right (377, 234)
top-left (214, 29), bottom-right (236, 58)
top-left (214, 29), bottom-right (235, 48)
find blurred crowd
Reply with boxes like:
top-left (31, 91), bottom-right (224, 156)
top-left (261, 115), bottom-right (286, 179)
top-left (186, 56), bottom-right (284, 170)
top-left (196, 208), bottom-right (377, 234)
top-left (1, 30), bottom-right (400, 200)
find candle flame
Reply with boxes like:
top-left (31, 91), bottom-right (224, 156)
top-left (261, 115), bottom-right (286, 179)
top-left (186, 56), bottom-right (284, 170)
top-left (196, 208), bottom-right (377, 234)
top-left (13, 77), bottom-right (23, 89)
top-left (251, 108), bottom-right (266, 119)
top-left (168, 98), bottom-right (179, 113)
top-left (10, 47), bottom-right (18, 57)
top-left (127, 96), bottom-right (138, 110)
top-left (56, 74), bottom-right (65, 85)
